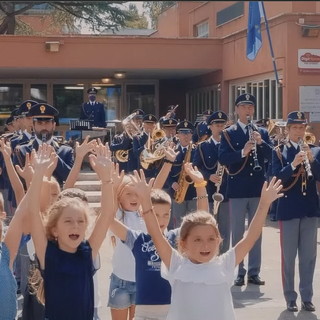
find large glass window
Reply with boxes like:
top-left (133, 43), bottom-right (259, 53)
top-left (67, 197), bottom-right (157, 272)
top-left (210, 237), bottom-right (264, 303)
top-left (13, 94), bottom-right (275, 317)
top-left (126, 84), bottom-right (156, 115)
top-left (97, 85), bottom-right (121, 120)
top-left (195, 21), bottom-right (209, 38)
top-left (230, 77), bottom-right (282, 120)
top-left (31, 84), bottom-right (47, 103)
top-left (0, 84), bottom-right (23, 126)
top-left (186, 85), bottom-right (220, 122)
top-left (53, 85), bottom-right (84, 124)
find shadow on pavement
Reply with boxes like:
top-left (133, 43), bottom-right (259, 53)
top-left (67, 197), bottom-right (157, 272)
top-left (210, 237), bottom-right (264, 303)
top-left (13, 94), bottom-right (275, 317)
top-left (232, 284), bottom-right (269, 308)
top-left (277, 310), bottom-right (319, 320)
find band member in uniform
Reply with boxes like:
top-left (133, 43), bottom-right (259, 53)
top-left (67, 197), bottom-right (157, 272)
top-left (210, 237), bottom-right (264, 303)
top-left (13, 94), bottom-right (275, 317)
top-left (132, 108), bottom-right (145, 128)
top-left (167, 120), bottom-right (197, 229)
top-left (219, 93), bottom-right (272, 286)
top-left (13, 103), bottom-right (74, 186)
top-left (193, 109), bottom-right (212, 143)
top-left (193, 111), bottom-right (230, 253)
top-left (80, 87), bottom-right (106, 128)
top-left (272, 111), bottom-right (320, 312)
top-left (160, 118), bottom-right (178, 141)
top-left (10, 100), bottom-right (38, 150)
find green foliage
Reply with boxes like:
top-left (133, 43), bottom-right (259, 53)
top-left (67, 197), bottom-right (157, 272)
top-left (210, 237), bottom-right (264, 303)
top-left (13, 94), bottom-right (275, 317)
top-left (125, 3), bottom-right (148, 29)
top-left (142, 1), bottom-right (176, 28)
top-left (0, 1), bottom-right (131, 35)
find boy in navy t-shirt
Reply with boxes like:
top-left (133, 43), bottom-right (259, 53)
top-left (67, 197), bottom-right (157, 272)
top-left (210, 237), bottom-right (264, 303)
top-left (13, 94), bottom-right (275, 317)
top-left (109, 188), bottom-right (178, 320)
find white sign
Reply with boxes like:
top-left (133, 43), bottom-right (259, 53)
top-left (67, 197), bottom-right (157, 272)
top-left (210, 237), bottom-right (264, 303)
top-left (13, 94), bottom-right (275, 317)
top-left (300, 86), bottom-right (320, 112)
top-left (298, 49), bottom-right (320, 73)
top-left (309, 112), bottom-right (320, 122)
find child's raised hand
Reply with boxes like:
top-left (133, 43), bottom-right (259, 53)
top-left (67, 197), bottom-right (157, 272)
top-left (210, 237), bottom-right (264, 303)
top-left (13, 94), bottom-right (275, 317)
top-left (184, 163), bottom-right (204, 184)
top-left (0, 138), bottom-right (12, 159)
top-left (130, 169), bottom-right (154, 201)
top-left (15, 152), bottom-right (34, 181)
top-left (89, 142), bottom-right (113, 182)
top-left (164, 145), bottom-right (179, 162)
top-left (260, 177), bottom-right (283, 205)
top-left (75, 136), bottom-right (97, 159)
top-left (32, 144), bottom-right (57, 174)
top-left (112, 162), bottom-right (124, 193)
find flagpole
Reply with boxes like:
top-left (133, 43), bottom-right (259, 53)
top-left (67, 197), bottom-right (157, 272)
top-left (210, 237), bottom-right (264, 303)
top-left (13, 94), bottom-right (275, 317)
top-left (260, 1), bottom-right (280, 85)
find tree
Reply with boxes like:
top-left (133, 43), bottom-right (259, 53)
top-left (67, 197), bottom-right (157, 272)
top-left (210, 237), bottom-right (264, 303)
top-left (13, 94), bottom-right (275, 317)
top-left (142, 1), bottom-right (176, 29)
top-left (124, 3), bottom-right (148, 29)
top-left (0, 1), bottom-right (131, 35)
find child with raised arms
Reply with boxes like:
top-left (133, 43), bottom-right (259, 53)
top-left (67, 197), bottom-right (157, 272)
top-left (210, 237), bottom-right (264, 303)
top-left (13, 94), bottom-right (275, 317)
top-left (26, 142), bottom-right (114, 320)
top-left (130, 172), bottom-right (283, 320)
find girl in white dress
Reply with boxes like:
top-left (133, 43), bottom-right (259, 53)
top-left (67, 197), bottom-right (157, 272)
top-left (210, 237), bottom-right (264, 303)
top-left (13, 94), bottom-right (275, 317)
top-left (130, 171), bottom-right (283, 320)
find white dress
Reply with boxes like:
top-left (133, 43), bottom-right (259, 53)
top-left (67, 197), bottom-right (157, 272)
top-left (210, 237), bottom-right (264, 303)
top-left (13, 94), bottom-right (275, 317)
top-left (161, 248), bottom-right (236, 320)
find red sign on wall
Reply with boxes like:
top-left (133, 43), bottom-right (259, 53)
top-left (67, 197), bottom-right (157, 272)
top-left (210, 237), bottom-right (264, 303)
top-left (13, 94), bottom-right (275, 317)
top-left (298, 49), bottom-right (320, 73)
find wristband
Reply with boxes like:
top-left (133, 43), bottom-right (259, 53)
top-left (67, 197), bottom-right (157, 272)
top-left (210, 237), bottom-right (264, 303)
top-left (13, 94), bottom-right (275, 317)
top-left (164, 159), bottom-right (175, 164)
top-left (194, 181), bottom-right (207, 188)
top-left (193, 194), bottom-right (208, 200)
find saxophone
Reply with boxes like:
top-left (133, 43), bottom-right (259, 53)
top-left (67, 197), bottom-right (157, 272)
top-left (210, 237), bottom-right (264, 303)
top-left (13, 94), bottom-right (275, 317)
top-left (174, 142), bottom-right (193, 203)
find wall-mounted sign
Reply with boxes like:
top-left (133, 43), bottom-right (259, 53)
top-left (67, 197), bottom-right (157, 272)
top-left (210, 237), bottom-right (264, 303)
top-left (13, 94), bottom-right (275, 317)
top-left (300, 86), bottom-right (320, 112)
top-left (298, 49), bottom-right (320, 73)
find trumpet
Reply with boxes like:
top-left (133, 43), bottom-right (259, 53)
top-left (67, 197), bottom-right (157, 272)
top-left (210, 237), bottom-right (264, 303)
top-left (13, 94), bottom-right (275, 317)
top-left (298, 138), bottom-right (313, 178)
top-left (246, 116), bottom-right (262, 172)
top-left (212, 162), bottom-right (225, 216)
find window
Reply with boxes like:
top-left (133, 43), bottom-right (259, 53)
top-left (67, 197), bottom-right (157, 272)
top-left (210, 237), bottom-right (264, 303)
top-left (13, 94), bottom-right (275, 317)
top-left (31, 84), bottom-right (47, 103)
top-left (126, 84), bottom-right (156, 115)
top-left (195, 21), bottom-right (209, 38)
top-left (186, 85), bottom-right (221, 122)
top-left (230, 77), bottom-right (283, 121)
top-left (217, 2), bottom-right (244, 26)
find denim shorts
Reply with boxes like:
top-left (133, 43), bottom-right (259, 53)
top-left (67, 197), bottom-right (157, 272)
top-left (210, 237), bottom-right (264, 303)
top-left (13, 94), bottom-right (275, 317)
top-left (107, 273), bottom-right (136, 309)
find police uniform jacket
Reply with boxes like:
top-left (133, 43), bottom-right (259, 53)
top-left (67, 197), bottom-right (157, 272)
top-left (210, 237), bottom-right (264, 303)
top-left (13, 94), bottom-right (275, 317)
top-left (272, 142), bottom-right (320, 220)
top-left (192, 121), bottom-right (211, 143)
top-left (13, 138), bottom-right (74, 186)
top-left (10, 131), bottom-right (33, 151)
top-left (193, 137), bottom-right (227, 203)
top-left (218, 123), bottom-right (272, 198)
top-left (167, 144), bottom-right (196, 201)
top-left (110, 133), bottom-right (138, 173)
top-left (80, 101), bottom-right (106, 128)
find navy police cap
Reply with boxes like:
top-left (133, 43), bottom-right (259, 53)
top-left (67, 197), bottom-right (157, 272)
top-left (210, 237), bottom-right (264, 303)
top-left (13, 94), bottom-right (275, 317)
top-left (235, 93), bottom-right (256, 106)
top-left (286, 111), bottom-right (307, 125)
top-left (5, 116), bottom-right (14, 125)
top-left (19, 100), bottom-right (38, 116)
top-left (132, 109), bottom-right (145, 118)
top-left (207, 111), bottom-right (228, 125)
top-left (28, 103), bottom-right (59, 119)
top-left (202, 109), bottom-right (213, 116)
top-left (87, 87), bottom-right (98, 94)
top-left (176, 120), bottom-right (194, 133)
top-left (11, 108), bottom-right (20, 118)
top-left (143, 114), bottom-right (157, 123)
top-left (161, 118), bottom-right (178, 127)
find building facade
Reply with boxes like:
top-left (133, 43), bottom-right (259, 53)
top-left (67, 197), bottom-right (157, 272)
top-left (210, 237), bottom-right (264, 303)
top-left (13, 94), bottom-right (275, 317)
top-left (1, 1), bottom-right (320, 137)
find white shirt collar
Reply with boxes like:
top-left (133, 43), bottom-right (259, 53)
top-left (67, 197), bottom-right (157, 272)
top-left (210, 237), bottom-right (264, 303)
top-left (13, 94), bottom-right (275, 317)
top-left (290, 140), bottom-right (299, 149)
top-left (23, 130), bottom-right (32, 139)
top-left (237, 120), bottom-right (247, 132)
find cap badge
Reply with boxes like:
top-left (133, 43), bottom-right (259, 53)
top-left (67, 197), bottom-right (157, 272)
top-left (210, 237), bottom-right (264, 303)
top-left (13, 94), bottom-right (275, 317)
top-left (218, 112), bottom-right (222, 118)
top-left (149, 115), bottom-right (152, 120)
top-left (297, 111), bottom-right (302, 119)
top-left (246, 94), bottom-right (250, 101)
top-left (40, 105), bottom-right (46, 114)
top-left (26, 102), bottom-right (31, 110)
top-left (184, 121), bottom-right (188, 128)
top-left (169, 119), bottom-right (172, 124)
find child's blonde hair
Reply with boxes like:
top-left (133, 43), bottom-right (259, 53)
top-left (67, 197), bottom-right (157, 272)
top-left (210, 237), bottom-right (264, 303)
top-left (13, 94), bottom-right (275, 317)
top-left (31, 196), bottom-right (90, 304)
top-left (178, 211), bottom-right (222, 253)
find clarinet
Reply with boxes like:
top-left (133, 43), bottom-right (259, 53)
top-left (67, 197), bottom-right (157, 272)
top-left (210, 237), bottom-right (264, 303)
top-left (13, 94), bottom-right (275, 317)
top-left (246, 116), bottom-right (262, 172)
top-left (298, 138), bottom-right (313, 178)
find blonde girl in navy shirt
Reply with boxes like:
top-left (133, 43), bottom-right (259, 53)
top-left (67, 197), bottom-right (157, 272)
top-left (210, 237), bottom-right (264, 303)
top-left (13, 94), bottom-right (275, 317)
top-left (25, 142), bottom-right (114, 320)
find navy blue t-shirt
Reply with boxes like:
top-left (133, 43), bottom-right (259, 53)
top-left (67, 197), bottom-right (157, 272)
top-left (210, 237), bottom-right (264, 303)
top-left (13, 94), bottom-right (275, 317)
top-left (125, 229), bottom-right (178, 305)
top-left (44, 240), bottom-right (94, 320)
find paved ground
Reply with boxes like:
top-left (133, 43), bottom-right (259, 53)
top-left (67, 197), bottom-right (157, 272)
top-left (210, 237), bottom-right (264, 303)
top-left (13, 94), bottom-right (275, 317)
top-left (17, 218), bottom-right (320, 319)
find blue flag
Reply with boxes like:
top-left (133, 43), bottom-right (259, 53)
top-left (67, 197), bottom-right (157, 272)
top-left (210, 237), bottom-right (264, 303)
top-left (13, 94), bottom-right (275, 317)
top-left (246, 1), bottom-right (262, 61)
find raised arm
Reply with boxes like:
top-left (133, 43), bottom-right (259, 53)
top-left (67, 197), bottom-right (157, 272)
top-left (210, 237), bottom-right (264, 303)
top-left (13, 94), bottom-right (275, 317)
top-left (88, 142), bottom-right (114, 259)
top-left (0, 138), bottom-right (25, 204)
top-left (235, 177), bottom-right (283, 265)
top-left (131, 169), bottom-right (173, 268)
top-left (28, 145), bottom-right (58, 269)
top-left (64, 136), bottom-right (97, 189)
top-left (153, 145), bottom-right (179, 189)
top-left (184, 162), bottom-right (209, 212)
